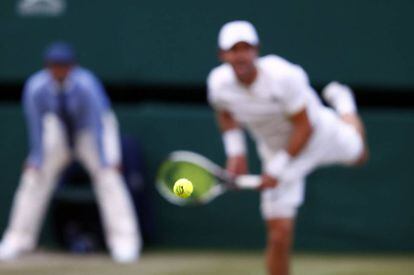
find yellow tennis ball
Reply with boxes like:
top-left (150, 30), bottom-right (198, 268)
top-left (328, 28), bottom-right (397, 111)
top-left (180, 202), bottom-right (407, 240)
top-left (173, 178), bottom-right (193, 198)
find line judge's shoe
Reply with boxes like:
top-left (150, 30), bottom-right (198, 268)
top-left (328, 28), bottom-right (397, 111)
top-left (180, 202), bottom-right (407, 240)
top-left (111, 245), bottom-right (140, 264)
top-left (0, 237), bottom-right (34, 261)
top-left (109, 236), bottom-right (141, 264)
top-left (322, 81), bottom-right (357, 115)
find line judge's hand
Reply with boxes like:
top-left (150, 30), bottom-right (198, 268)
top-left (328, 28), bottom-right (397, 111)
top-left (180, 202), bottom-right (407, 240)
top-left (23, 161), bottom-right (40, 171)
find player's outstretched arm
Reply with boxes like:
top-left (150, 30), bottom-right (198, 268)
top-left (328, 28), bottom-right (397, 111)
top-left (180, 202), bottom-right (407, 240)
top-left (216, 110), bottom-right (248, 176)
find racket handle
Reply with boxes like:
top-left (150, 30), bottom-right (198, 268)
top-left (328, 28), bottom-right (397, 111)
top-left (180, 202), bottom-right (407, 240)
top-left (235, 175), bottom-right (261, 189)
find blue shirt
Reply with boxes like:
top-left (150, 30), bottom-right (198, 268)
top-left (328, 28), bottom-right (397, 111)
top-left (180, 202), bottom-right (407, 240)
top-left (23, 66), bottom-right (112, 167)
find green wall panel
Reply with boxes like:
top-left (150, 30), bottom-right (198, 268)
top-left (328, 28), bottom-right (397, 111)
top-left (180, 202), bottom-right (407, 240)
top-left (0, 0), bottom-right (413, 87)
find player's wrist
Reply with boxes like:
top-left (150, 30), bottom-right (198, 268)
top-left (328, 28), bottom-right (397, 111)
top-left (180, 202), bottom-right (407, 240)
top-left (222, 128), bottom-right (246, 157)
top-left (265, 150), bottom-right (291, 179)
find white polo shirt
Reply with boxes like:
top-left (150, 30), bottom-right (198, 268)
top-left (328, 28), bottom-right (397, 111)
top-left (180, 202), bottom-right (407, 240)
top-left (207, 54), bottom-right (326, 157)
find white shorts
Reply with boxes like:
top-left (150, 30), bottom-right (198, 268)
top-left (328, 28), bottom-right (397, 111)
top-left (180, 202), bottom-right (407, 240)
top-left (260, 108), bottom-right (364, 220)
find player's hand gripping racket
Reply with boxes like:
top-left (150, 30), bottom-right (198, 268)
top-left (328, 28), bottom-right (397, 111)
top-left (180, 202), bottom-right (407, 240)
top-left (156, 151), bottom-right (261, 206)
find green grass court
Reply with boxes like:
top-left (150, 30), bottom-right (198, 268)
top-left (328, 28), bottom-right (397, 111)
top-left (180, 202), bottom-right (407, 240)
top-left (0, 250), bottom-right (412, 275)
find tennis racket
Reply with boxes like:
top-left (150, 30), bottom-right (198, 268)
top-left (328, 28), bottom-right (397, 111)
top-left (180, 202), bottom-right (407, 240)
top-left (156, 150), bottom-right (261, 206)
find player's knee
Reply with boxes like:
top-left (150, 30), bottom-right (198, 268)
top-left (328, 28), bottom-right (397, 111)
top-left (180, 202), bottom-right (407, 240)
top-left (352, 148), bottom-right (369, 166)
top-left (267, 223), bottom-right (293, 248)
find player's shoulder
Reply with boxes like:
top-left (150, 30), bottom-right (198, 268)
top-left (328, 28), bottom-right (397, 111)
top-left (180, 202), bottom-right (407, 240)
top-left (259, 54), bottom-right (293, 70)
top-left (25, 70), bottom-right (49, 91)
top-left (207, 63), bottom-right (235, 89)
top-left (259, 54), bottom-right (308, 82)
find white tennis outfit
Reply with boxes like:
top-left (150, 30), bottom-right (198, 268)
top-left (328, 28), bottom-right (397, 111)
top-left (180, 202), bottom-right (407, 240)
top-left (208, 55), bottom-right (363, 219)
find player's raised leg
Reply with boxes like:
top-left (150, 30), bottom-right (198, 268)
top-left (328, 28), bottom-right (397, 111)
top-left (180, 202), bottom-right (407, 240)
top-left (0, 114), bottom-right (70, 260)
top-left (75, 113), bottom-right (141, 263)
top-left (322, 82), bottom-right (369, 164)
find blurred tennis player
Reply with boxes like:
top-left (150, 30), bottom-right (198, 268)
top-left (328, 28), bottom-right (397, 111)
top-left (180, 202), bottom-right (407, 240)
top-left (208, 21), bottom-right (368, 275)
top-left (0, 42), bottom-right (141, 263)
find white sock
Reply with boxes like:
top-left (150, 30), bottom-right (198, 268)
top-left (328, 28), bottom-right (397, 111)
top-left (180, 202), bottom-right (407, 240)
top-left (322, 81), bottom-right (357, 115)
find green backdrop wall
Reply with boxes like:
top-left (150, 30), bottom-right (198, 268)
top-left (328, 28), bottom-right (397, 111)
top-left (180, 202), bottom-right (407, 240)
top-left (1, 0), bottom-right (413, 87)
top-left (0, 103), bottom-right (413, 251)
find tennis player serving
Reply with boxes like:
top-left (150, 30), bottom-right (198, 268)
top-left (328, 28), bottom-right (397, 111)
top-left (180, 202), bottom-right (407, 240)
top-left (207, 21), bottom-right (368, 275)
